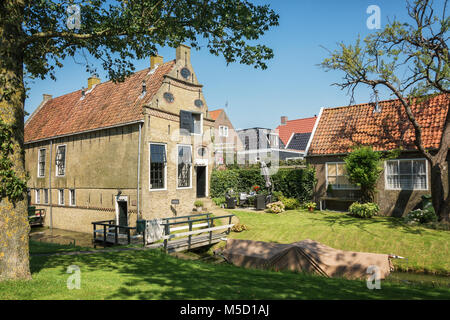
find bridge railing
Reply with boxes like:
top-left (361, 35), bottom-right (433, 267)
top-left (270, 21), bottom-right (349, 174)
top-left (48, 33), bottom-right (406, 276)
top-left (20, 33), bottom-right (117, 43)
top-left (160, 214), bottom-right (234, 251)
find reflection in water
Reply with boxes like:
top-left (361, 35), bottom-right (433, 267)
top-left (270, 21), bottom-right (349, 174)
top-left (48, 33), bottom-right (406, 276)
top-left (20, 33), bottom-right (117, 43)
top-left (30, 226), bottom-right (97, 248)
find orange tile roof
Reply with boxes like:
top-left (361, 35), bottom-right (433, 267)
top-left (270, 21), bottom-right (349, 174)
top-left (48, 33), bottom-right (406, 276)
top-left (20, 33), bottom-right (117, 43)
top-left (209, 109), bottom-right (223, 121)
top-left (308, 94), bottom-right (449, 155)
top-left (276, 116), bottom-right (317, 145)
top-left (25, 60), bottom-right (176, 143)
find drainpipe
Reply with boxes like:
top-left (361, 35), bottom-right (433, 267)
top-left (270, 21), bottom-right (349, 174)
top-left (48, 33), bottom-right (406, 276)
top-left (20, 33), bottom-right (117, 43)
top-left (48, 139), bottom-right (53, 230)
top-left (137, 122), bottom-right (142, 221)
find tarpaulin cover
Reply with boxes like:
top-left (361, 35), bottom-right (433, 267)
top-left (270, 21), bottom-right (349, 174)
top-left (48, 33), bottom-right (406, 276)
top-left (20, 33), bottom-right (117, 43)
top-left (222, 239), bottom-right (393, 280)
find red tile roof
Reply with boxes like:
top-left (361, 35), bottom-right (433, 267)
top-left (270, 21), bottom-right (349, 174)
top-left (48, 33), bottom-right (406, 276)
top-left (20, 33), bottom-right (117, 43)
top-left (209, 109), bottom-right (223, 121)
top-left (276, 116), bottom-right (317, 145)
top-left (308, 94), bottom-right (449, 155)
top-left (25, 60), bottom-right (176, 143)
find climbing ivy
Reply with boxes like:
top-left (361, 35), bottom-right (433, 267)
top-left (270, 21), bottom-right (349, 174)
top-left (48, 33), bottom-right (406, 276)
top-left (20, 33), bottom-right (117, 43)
top-left (0, 119), bottom-right (27, 203)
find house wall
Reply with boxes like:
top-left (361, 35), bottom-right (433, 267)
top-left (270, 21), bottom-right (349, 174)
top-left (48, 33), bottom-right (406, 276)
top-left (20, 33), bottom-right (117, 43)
top-left (25, 123), bottom-right (140, 233)
top-left (139, 56), bottom-right (215, 220)
top-left (307, 152), bottom-right (443, 217)
top-left (213, 111), bottom-right (242, 165)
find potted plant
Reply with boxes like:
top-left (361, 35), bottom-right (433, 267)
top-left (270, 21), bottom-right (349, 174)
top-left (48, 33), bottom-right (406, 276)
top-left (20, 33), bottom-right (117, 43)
top-left (304, 201), bottom-right (317, 212)
top-left (194, 200), bottom-right (204, 212)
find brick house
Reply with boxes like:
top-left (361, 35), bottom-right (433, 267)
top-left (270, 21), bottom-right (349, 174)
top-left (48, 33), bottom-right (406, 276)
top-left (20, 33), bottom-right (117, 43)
top-left (306, 94), bottom-right (449, 216)
top-left (24, 45), bottom-right (215, 233)
top-left (208, 108), bottom-right (242, 165)
top-left (275, 115), bottom-right (317, 157)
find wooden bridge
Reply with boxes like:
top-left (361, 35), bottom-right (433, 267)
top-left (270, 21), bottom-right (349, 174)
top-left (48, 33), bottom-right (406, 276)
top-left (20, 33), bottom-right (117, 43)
top-left (92, 213), bottom-right (234, 253)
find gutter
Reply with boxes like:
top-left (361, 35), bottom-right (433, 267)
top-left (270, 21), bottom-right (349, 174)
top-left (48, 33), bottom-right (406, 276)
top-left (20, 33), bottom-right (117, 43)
top-left (136, 122), bottom-right (142, 221)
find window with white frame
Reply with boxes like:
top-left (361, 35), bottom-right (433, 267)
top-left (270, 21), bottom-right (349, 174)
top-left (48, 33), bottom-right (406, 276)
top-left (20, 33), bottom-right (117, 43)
top-left (35, 189), bottom-right (40, 204)
top-left (219, 126), bottom-right (229, 137)
top-left (326, 162), bottom-right (357, 189)
top-left (58, 189), bottom-right (64, 205)
top-left (177, 145), bottom-right (192, 188)
top-left (385, 159), bottom-right (428, 190)
top-left (55, 145), bottom-right (66, 176)
top-left (38, 149), bottom-right (46, 177)
top-left (43, 189), bottom-right (49, 204)
top-left (150, 144), bottom-right (166, 190)
top-left (69, 189), bottom-right (76, 206)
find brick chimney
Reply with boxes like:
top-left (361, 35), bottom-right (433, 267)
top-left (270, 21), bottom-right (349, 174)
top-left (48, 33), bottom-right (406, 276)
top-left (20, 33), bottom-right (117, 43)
top-left (281, 116), bottom-right (288, 125)
top-left (87, 75), bottom-right (100, 90)
top-left (42, 94), bottom-right (53, 102)
top-left (150, 55), bottom-right (163, 69)
top-left (176, 44), bottom-right (191, 65)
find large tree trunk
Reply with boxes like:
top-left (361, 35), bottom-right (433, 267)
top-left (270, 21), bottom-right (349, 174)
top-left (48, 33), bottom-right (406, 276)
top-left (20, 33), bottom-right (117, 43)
top-left (0, 0), bottom-right (31, 281)
top-left (430, 162), bottom-right (450, 222)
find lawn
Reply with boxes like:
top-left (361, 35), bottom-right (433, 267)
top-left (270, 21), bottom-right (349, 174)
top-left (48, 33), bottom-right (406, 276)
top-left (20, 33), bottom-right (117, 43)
top-left (227, 209), bottom-right (450, 275)
top-left (0, 241), bottom-right (449, 300)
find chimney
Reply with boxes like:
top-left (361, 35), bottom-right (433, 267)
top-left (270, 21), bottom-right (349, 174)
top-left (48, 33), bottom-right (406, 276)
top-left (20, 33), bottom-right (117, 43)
top-left (281, 116), bottom-right (288, 125)
top-left (42, 94), bottom-right (52, 102)
top-left (87, 75), bottom-right (100, 90)
top-left (150, 55), bottom-right (163, 69)
top-left (176, 44), bottom-right (191, 65)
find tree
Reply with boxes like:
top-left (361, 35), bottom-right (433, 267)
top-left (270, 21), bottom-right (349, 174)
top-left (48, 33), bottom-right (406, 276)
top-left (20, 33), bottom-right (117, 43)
top-left (0, 0), bottom-right (279, 280)
top-left (321, 0), bottom-right (449, 221)
top-left (344, 146), bottom-right (383, 203)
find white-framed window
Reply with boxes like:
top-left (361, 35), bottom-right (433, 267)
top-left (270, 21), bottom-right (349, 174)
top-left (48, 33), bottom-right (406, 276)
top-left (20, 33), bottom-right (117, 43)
top-left (58, 189), bottom-right (64, 205)
top-left (219, 126), bottom-right (229, 137)
top-left (149, 143), bottom-right (167, 190)
top-left (55, 145), bottom-right (66, 176)
top-left (35, 189), bottom-right (40, 204)
top-left (43, 189), bottom-right (49, 204)
top-left (69, 189), bottom-right (76, 206)
top-left (177, 145), bottom-right (192, 189)
top-left (38, 148), bottom-right (46, 177)
top-left (385, 159), bottom-right (428, 190)
top-left (326, 162), bottom-right (358, 190)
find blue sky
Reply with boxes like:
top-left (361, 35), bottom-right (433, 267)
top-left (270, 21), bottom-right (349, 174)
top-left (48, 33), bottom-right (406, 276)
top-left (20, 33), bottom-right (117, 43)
top-left (25, 0), bottom-right (429, 130)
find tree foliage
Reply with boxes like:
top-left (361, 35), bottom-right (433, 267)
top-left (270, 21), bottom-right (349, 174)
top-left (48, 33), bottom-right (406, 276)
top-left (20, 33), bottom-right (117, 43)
top-left (18, 0), bottom-right (279, 83)
top-left (344, 146), bottom-right (383, 203)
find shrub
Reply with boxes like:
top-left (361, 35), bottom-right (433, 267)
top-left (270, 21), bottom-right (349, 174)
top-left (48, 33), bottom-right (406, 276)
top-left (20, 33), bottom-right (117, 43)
top-left (212, 197), bottom-right (226, 207)
top-left (210, 167), bottom-right (316, 202)
top-left (266, 201), bottom-right (285, 214)
top-left (303, 201), bottom-right (317, 211)
top-left (349, 202), bottom-right (379, 218)
top-left (194, 200), bottom-right (203, 207)
top-left (231, 223), bottom-right (249, 232)
top-left (404, 209), bottom-right (437, 224)
top-left (271, 191), bottom-right (283, 202)
top-left (279, 196), bottom-right (300, 210)
top-left (344, 146), bottom-right (383, 203)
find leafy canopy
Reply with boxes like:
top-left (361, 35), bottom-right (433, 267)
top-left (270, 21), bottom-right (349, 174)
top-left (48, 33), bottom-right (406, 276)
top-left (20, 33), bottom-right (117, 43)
top-left (19, 0), bottom-right (279, 83)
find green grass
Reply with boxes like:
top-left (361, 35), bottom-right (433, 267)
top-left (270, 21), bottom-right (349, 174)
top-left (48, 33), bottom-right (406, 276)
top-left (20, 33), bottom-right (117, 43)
top-left (1, 244), bottom-right (449, 300)
top-left (228, 209), bottom-right (450, 275)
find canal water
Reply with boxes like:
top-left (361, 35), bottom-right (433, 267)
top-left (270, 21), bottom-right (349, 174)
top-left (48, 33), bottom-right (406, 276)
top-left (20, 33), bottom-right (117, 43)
top-left (30, 226), bottom-right (97, 248)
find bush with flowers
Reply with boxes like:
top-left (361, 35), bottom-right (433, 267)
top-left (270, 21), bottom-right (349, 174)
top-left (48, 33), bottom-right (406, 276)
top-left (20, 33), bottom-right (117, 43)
top-left (266, 201), bottom-right (285, 214)
top-left (404, 209), bottom-right (437, 224)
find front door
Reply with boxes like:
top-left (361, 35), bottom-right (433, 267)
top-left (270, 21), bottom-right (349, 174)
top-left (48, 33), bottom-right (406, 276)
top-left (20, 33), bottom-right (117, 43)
top-left (196, 166), bottom-right (206, 198)
top-left (118, 201), bottom-right (128, 234)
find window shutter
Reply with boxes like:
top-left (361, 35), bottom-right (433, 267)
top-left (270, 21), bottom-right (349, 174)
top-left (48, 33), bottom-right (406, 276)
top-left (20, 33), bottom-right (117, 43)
top-left (180, 110), bottom-right (193, 134)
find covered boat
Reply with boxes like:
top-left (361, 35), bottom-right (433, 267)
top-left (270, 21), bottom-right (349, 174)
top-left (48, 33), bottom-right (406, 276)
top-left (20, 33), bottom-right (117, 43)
top-left (221, 239), bottom-right (393, 280)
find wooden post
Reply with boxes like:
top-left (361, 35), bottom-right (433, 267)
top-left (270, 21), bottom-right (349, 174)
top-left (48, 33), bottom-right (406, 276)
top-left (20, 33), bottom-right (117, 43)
top-left (93, 223), bottom-right (96, 242)
top-left (114, 225), bottom-right (118, 245)
top-left (103, 224), bottom-right (107, 244)
top-left (227, 215), bottom-right (232, 234)
top-left (164, 224), bottom-right (170, 252)
top-left (188, 217), bottom-right (192, 249)
top-left (208, 217), bottom-right (212, 244)
top-left (127, 228), bottom-right (131, 244)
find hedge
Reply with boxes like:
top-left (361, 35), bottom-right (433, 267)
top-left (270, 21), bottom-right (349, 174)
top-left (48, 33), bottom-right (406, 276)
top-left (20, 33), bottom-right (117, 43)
top-left (210, 167), bottom-right (316, 202)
